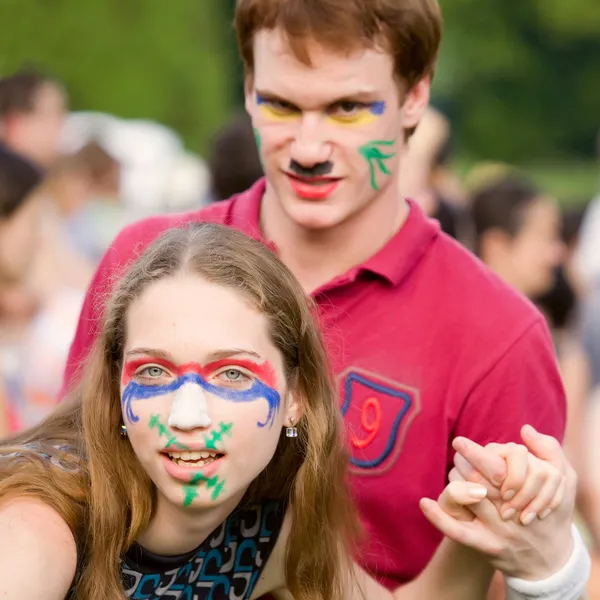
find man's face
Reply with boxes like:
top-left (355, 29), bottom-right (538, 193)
top-left (246, 29), bottom-right (428, 231)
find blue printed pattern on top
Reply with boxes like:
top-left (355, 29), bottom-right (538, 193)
top-left (122, 500), bottom-right (285, 599)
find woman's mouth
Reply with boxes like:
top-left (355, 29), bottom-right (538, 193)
top-left (165, 450), bottom-right (224, 468)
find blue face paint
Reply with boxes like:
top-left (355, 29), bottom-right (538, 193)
top-left (370, 101), bottom-right (386, 115)
top-left (122, 372), bottom-right (281, 428)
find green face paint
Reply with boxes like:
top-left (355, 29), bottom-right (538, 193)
top-left (203, 421), bottom-right (233, 451)
top-left (183, 473), bottom-right (226, 506)
top-left (149, 414), bottom-right (188, 450)
top-left (253, 128), bottom-right (264, 168)
top-left (358, 139), bottom-right (397, 191)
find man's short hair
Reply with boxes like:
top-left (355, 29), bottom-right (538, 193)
top-left (235, 0), bottom-right (442, 103)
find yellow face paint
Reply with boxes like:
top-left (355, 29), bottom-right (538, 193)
top-left (327, 101), bottom-right (386, 127)
top-left (256, 94), bottom-right (300, 123)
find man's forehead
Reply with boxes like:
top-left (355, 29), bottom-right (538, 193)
top-left (252, 29), bottom-right (395, 104)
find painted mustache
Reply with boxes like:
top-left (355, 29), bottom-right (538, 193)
top-left (288, 159), bottom-right (334, 178)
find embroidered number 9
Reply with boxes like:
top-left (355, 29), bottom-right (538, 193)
top-left (351, 396), bottom-right (382, 449)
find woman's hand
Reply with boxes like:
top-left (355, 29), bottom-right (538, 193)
top-left (419, 426), bottom-right (577, 581)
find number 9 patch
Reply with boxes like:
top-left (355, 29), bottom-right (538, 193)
top-left (338, 368), bottom-right (421, 475)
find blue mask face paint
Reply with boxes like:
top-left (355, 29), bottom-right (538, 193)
top-left (122, 371), bottom-right (281, 428)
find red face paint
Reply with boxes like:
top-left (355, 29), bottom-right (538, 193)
top-left (201, 359), bottom-right (278, 389)
top-left (122, 357), bottom-right (278, 389)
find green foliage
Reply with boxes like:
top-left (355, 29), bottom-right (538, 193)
top-left (0, 0), bottom-right (237, 155)
top-left (0, 1), bottom-right (598, 166)
top-left (434, 0), bottom-right (600, 162)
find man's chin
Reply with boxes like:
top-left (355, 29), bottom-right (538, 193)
top-left (283, 201), bottom-right (349, 232)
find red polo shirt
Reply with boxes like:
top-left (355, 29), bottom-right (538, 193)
top-left (62, 179), bottom-right (565, 588)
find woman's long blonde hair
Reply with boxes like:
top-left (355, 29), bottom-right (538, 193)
top-left (0, 223), bottom-right (361, 600)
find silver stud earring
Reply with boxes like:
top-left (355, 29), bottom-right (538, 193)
top-left (120, 424), bottom-right (128, 437)
top-left (286, 417), bottom-right (298, 438)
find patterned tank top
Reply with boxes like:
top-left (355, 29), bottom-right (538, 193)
top-left (121, 500), bottom-right (286, 599)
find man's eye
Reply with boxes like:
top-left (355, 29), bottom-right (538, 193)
top-left (331, 101), bottom-right (365, 116)
top-left (269, 100), bottom-right (296, 112)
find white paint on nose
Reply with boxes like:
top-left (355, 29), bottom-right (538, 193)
top-left (168, 383), bottom-right (212, 430)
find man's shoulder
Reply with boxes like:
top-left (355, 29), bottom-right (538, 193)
top-left (426, 232), bottom-right (543, 332)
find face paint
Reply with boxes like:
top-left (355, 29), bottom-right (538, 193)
top-left (149, 414), bottom-right (189, 450)
top-left (183, 473), bottom-right (226, 506)
top-left (358, 139), bottom-right (397, 191)
top-left (253, 127), bottom-right (262, 155)
top-left (256, 93), bottom-right (299, 122)
top-left (122, 359), bottom-right (281, 427)
top-left (167, 382), bottom-right (212, 430)
top-left (288, 159), bottom-right (334, 178)
top-left (328, 101), bottom-right (387, 126)
top-left (203, 420), bottom-right (233, 451)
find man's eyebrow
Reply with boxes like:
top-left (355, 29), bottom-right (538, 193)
top-left (255, 88), bottom-right (382, 108)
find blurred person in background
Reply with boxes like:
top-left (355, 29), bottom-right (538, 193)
top-left (44, 140), bottom-right (131, 265)
top-left (0, 68), bottom-right (67, 169)
top-left (207, 111), bottom-right (264, 202)
top-left (573, 129), bottom-right (600, 291)
top-left (471, 173), bottom-right (565, 301)
top-left (0, 146), bottom-right (44, 435)
top-left (399, 107), bottom-right (469, 241)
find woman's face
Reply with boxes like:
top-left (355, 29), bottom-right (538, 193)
top-left (0, 193), bottom-right (42, 283)
top-left (120, 273), bottom-right (297, 511)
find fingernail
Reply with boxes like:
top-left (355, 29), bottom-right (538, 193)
top-left (539, 508), bottom-right (552, 520)
top-left (502, 490), bottom-right (515, 502)
top-left (468, 485), bottom-right (487, 499)
top-left (492, 478), bottom-right (504, 488)
top-left (502, 508), bottom-right (517, 521)
top-left (521, 512), bottom-right (536, 526)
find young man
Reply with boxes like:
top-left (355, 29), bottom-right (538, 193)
top-left (62, 0), bottom-right (567, 594)
top-left (0, 68), bottom-right (67, 169)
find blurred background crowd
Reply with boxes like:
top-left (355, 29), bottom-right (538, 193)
top-left (0, 0), bottom-right (600, 595)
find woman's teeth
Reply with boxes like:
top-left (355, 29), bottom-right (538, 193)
top-left (167, 451), bottom-right (220, 467)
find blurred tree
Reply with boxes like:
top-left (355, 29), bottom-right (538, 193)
top-left (434, 0), bottom-right (600, 162)
top-left (0, 0), bottom-right (237, 155)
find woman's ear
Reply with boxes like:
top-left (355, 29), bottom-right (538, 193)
top-left (284, 390), bottom-right (303, 428)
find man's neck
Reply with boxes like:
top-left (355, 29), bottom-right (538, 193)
top-left (260, 185), bottom-right (409, 294)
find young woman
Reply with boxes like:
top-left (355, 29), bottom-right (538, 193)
top-left (0, 223), bottom-right (586, 599)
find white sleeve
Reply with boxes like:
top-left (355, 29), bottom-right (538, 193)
top-left (504, 525), bottom-right (591, 600)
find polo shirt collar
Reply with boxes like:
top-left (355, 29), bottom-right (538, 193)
top-left (227, 178), bottom-right (440, 288)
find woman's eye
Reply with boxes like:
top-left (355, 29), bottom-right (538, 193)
top-left (139, 366), bottom-right (165, 379)
top-left (217, 369), bottom-right (251, 384)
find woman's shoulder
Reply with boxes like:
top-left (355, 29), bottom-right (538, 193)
top-left (0, 497), bottom-right (77, 598)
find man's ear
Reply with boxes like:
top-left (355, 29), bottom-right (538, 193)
top-left (400, 76), bottom-right (431, 133)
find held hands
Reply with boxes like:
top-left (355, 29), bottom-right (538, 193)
top-left (419, 425), bottom-right (577, 581)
